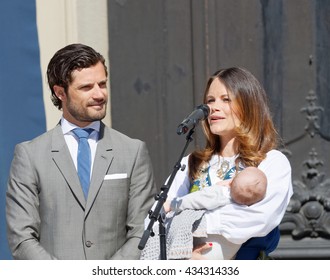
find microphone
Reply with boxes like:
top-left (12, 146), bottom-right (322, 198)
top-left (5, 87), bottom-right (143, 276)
top-left (177, 104), bottom-right (210, 135)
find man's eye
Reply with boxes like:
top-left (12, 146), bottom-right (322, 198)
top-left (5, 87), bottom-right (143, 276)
top-left (80, 85), bottom-right (92, 91)
top-left (99, 82), bottom-right (107, 89)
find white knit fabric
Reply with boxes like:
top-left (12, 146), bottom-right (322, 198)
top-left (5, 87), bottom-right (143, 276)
top-left (140, 209), bottom-right (207, 260)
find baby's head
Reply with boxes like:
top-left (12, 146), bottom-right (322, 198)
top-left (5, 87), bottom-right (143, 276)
top-left (230, 167), bottom-right (267, 206)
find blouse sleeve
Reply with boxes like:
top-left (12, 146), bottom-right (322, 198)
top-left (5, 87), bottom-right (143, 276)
top-left (166, 155), bottom-right (191, 200)
top-left (204, 150), bottom-right (293, 244)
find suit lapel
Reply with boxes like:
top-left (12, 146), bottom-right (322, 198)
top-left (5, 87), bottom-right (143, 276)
top-left (51, 124), bottom-right (86, 209)
top-left (85, 122), bottom-right (114, 216)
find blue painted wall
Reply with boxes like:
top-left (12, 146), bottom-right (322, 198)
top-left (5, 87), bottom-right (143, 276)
top-left (0, 0), bottom-right (46, 259)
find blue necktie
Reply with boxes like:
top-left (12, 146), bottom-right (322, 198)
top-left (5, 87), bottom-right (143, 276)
top-left (72, 128), bottom-right (94, 199)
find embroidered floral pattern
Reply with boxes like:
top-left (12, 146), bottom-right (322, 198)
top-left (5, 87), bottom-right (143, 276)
top-left (190, 163), bottom-right (211, 193)
top-left (189, 160), bottom-right (243, 193)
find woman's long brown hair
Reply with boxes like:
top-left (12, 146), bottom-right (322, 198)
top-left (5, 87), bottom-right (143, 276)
top-left (189, 67), bottom-right (279, 181)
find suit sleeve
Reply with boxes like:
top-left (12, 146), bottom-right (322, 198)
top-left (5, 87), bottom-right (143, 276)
top-left (110, 141), bottom-right (157, 259)
top-left (6, 144), bottom-right (57, 259)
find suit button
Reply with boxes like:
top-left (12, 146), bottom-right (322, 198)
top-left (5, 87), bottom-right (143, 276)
top-left (85, 241), bottom-right (92, 247)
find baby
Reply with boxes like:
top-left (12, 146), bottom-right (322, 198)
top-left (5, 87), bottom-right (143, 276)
top-left (167, 166), bottom-right (267, 212)
top-left (164, 166), bottom-right (267, 259)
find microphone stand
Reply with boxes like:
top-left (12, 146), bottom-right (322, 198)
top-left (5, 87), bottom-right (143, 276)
top-left (138, 128), bottom-right (195, 259)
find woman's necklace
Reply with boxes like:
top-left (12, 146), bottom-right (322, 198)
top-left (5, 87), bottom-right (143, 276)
top-left (216, 157), bottom-right (230, 179)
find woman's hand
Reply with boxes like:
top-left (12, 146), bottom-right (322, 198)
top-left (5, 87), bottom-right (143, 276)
top-left (190, 242), bottom-right (213, 260)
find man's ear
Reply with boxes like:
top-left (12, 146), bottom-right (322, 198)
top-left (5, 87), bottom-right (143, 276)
top-left (53, 85), bottom-right (65, 101)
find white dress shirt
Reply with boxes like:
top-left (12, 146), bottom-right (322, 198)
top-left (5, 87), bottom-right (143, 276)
top-left (60, 117), bottom-right (100, 177)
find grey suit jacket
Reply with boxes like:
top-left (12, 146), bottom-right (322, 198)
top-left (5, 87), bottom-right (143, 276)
top-left (6, 122), bottom-right (157, 259)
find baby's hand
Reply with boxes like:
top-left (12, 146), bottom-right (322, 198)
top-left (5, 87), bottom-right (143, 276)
top-left (216, 179), bottom-right (232, 187)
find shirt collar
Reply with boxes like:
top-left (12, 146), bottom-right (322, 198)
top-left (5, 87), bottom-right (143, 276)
top-left (60, 117), bottom-right (100, 135)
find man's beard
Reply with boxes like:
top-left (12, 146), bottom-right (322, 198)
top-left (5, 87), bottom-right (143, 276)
top-left (66, 100), bottom-right (107, 123)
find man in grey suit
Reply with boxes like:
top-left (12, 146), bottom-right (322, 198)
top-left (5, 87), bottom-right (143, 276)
top-left (6, 43), bottom-right (157, 259)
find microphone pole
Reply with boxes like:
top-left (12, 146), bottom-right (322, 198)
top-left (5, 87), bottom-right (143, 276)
top-left (138, 128), bottom-right (196, 259)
